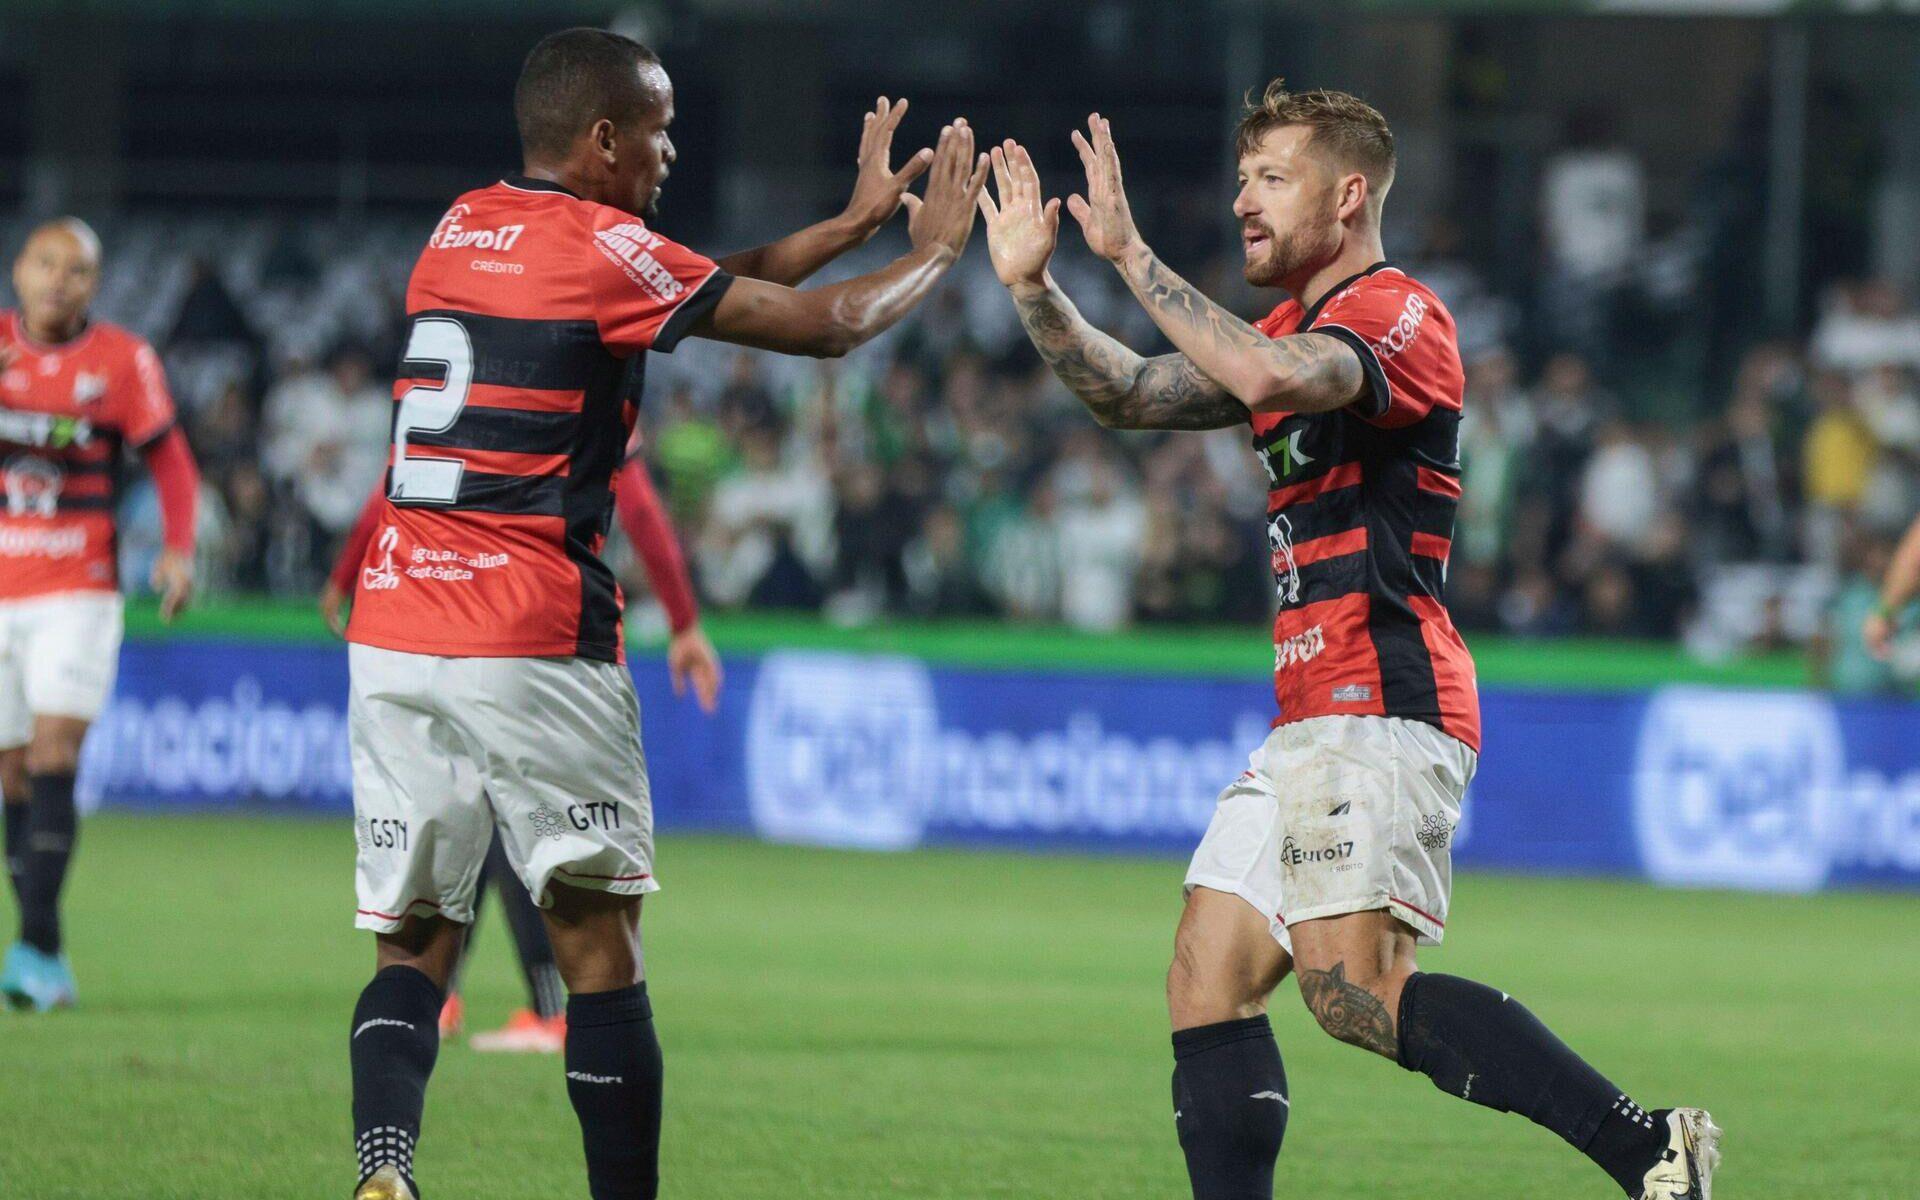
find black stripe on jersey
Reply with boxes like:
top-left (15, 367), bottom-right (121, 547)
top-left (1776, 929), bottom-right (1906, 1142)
top-left (1279, 550), bottom-right (1371, 612)
top-left (406, 310), bottom-right (606, 392)
top-left (1413, 495), bottom-right (1459, 540)
top-left (1297, 261), bottom-right (1395, 329)
top-left (410, 407), bottom-right (577, 456)
top-left (1265, 489), bottom-right (1365, 546)
top-left (47, 495), bottom-right (114, 513)
top-left (653, 271), bottom-right (735, 354)
top-left (561, 355), bottom-right (631, 660)
top-left (1315, 326), bottom-right (1392, 421)
top-left (129, 419), bottom-right (177, 453)
top-left (1363, 455), bottom-right (1440, 720)
top-left (454, 471), bottom-right (565, 516)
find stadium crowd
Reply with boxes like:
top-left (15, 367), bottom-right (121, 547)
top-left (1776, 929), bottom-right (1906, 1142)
top-left (20, 213), bottom-right (1920, 688)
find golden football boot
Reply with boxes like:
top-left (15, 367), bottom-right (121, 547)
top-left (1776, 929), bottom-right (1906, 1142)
top-left (353, 1165), bottom-right (417, 1200)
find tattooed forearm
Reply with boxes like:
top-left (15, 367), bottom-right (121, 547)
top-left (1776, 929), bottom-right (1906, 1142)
top-left (1297, 962), bottom-right (1398, 1059)
top-left (1011, 281), bottom-right (1246, 431)
top-left (1116, 245), bottom-right (1363, 414)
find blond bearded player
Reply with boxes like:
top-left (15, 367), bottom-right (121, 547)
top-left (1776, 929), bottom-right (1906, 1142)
top-left (978, 83), bottom-right (1718, 1200)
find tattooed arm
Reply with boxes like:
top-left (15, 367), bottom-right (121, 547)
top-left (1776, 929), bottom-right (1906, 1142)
top-left (1066, 115), bottom-right (1365, 415)
top-left (1010, 277), bottom-right (1247, 431)
top-left (978, 140), bottom-right (1245, 431)
top-left (1114, 245), bottom-right (1363, 414)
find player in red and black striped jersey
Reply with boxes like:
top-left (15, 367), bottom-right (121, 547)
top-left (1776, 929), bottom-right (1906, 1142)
top-left (343, 28), bottom-right (987, 1200)
top-left (0, 220), bottom-right (200, 1013)
top-left (981, 82), bottom-right (1717, 1200)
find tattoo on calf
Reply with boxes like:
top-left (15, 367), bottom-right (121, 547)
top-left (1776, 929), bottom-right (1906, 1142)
top-left (1298, 962), bottom-right (1398, 1058)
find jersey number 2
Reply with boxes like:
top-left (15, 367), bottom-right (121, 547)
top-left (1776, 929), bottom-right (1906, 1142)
top-left (389, 317), bottom-right (472, 506)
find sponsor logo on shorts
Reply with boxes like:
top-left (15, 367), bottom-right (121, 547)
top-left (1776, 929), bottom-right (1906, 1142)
top-left (1416, 813), bottom-right (1453, 850)
top-left (529, 804), bottom-right (568, 841)
top-left (568, 801), bottom-right (622, 832)
top-left (362, 817), bottom-right (409, 851)
top-left (1280, 835), bottom-right (1355, 867)
top-left (1274, 625), bottom-right (1324, 672)
top-left (1330, 684), bottom-right (1373, 703)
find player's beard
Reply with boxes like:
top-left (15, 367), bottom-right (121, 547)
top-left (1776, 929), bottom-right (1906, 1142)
top-left (1243, 216), bottom-right (1341, 289)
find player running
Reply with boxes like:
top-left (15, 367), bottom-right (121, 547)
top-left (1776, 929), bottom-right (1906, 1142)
top-left (978, 83), bottom-right (1718, 1200)
top-left (0, 219), bottom-right (199, 1012)
top-left (325, 451), bottom-right (721, 1054)
top-left (342, 27), bottom-right (985, 1200)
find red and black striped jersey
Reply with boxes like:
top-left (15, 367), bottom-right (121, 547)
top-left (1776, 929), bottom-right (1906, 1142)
top-left (344, 176), bottom-right (731, 662)
top-left (0, 311), bottom-right (177, 598)
top-left (1250, 264), bottom-right (1479, 750)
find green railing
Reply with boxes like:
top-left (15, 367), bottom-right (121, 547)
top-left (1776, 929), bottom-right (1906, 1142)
top-left (124, 597), bottom-right (1812, 691)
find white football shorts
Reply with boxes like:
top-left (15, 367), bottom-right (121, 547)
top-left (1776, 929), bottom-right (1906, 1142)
top-left (1184, 714), bottom-right (1476, 952)
top-left (348, 643), bottom-right (658, 932)
top-left (0, 590), bottom-right (125, 748)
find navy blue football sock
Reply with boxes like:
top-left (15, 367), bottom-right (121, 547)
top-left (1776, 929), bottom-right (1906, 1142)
top-left (1396, 972), bottom-right (1666, 1194)
top-left (565, 983), bottom-right (664, 1200)
top-left (3, 801), bottom-right (26, 912)
top-left (1171, 1016), bottom-right (1289, 1200)
top-left (20, 773), bottom-right (77, 954)
top-left (350, 965), bottom-right (443, 1195)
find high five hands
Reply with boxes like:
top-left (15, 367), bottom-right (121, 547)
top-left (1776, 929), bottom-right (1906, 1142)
top-left (980, 114), bottom-right (1147, 280)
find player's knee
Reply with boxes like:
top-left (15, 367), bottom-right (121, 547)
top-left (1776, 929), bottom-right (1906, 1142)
top-left (0, 750), bottom-right (26, 804)
top-left (1167, 932), bottom-right (1265, 1028)
top-left (543, 885), bottom-right (642, 994)
top-left (374, 918), bottom-right (466, 994)
top-left (24, 727), bottom-right (86, 776)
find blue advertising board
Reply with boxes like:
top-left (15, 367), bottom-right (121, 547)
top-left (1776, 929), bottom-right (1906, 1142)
top-left (80, 640), bottom-right (1920, 893)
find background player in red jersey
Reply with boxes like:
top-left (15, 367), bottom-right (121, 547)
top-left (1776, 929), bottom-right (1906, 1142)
top-left (324, 450), bottom-right (720, 1055)
top-left (979, 84), bottom-right (1718, 1200)
top-left (341, 28), bottom-right (986, 1200)
top-left (0, 219), bottom-right (199, 1012)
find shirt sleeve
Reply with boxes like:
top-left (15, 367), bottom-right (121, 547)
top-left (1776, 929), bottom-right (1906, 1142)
top-left (586, 211), bottom-right (735, 356)
top-left (1310, 279), bottom-right (1455, 429)
top-left (117, 338), bottom-right (180, 448)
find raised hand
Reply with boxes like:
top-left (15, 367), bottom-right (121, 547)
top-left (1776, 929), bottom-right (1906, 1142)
top-left (1066, 114), bottom-right (1145, 264)
top-left (979, 140), bottom-right (1061, 292)
top-left (908, 118), bottom-right (990, 258)
top-left (840, 97), bottom-right (934, 235)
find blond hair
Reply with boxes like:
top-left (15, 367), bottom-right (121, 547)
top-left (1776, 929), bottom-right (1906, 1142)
top-left (1235, 79), bottom-right (1395, 204)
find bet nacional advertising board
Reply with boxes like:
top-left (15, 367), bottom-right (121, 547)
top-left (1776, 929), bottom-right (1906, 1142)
top-left (80, 639), bottom-right (1920, 894)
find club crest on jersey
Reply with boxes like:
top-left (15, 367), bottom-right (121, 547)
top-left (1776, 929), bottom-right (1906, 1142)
top-left (71, 371), bottom-right (108, 405)
top-left (594, 223), bottom-right (688, 303)
top-left (2, 454), bottom-right (64, 518)
top-left (1267, 514), bottom-right (1301, 605)
top-left (362, 525), bottom-right (401, 591)
top-left (428, 203), bottom-right (526, 253)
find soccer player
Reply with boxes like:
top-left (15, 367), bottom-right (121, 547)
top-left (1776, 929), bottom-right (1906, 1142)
top-left (324, 451), bottom-right (722, 1054)
top-left (341, 28), bottom-right (985, 1200)
top-left (0, 219), bottom-right (199, 1012)
top-left (978, 84), bottom-right (1718, 1199)
top-left (1861, 513), bottom-right (1920, 661)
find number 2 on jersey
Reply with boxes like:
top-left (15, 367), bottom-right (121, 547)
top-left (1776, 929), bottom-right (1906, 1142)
top-left (389, 317), bottom-right (473, 505)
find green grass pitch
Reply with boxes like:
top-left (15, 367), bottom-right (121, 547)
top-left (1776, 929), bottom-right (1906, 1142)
top-left (5, 814), bottom-right (1916, 1197)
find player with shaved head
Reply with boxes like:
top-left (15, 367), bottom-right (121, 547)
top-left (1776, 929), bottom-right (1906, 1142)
top-left (340, 26), bottom-right (985, 1200)
top-left (978, 81), bottom-right (1719, 1200)
top-left (0, 219), bottom-right (200, 1011)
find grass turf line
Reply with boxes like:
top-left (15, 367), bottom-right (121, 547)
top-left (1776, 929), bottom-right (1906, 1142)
top-left (3, 814), bottom-right (1915, 1197)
